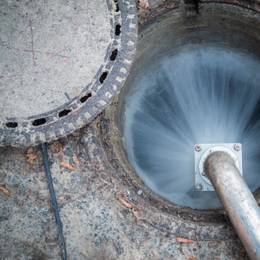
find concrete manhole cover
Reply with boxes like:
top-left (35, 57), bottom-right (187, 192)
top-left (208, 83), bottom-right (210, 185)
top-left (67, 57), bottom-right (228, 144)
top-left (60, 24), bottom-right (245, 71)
top-left (0, 0), bottom-right (137, 147)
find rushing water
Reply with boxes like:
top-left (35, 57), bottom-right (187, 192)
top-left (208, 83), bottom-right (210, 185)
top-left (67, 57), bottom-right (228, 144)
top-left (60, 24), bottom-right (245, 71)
top-left (123, 45), bottom-right (260, 209)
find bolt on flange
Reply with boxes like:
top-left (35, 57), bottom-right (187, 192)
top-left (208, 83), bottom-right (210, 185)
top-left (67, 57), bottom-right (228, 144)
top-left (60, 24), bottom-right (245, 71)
top-left (234, 144), bottom-right (241, 151)
top-left (194, 144), bottom-right (202, 152)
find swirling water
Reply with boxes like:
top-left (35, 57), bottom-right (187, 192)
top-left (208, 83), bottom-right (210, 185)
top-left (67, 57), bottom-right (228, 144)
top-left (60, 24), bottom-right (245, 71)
top-left (123, 45), bottom-right (260, 209)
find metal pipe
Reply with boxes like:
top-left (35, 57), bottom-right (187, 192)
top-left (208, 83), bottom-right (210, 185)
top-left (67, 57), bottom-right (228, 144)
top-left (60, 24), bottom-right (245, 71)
top-left (204, 151), bottom-right (260, 260)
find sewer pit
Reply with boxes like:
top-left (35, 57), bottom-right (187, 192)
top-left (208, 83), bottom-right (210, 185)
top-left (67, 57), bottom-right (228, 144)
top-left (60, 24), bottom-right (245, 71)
top-left (100, 0), bottom-right (260, 221)
top-left (1, 0), bottom-right (260, 259)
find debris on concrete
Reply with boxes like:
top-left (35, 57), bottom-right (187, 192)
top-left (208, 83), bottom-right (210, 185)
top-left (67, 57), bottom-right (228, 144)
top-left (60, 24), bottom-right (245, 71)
top-left (25, 147), bottom-right (38, 167)
top-left (0, 185), bottom-right (11, 197)
top-left (138, 0), bottom-right (150, 9)
top-left (176, 237), bottom-right (194, 244)
top-left (0, 121), bottom-right (248, 259)
top-left (116, 192), bottom-right (136, 209)
top-left (50, 141), bottom-right (64, 155)
top-left (116, 192), bottom-right (140, 223)
top-left (60, 161), bottom-right (76, 172)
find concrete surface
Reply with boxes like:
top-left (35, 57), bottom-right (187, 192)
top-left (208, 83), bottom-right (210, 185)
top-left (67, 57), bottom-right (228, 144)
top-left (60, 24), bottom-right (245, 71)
top-left (0, 0), bottom-right (137, 148)
top-left (0, 0), bottom-right (110, 119)
top-left (0, 119), bottom-right (248, 259)
top-left (0, 0), bottom-right (258, 259)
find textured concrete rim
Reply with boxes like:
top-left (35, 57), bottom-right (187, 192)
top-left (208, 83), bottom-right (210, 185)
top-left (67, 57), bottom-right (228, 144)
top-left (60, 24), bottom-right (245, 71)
top-left (0, 0), bottom-right (137, 147)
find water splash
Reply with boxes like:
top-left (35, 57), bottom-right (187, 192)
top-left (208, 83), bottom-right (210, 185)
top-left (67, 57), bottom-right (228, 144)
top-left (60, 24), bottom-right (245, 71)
top-left (122, 45), bottom-right (260, 209)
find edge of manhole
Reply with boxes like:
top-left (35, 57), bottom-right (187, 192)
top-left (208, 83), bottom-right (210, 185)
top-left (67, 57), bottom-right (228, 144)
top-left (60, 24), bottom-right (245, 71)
top-left (97, 1), bottom-right (260, 224)
top-left (98, 100), bottom-right (229, 224)
top-left (0, 0), bottom-right (137, 147)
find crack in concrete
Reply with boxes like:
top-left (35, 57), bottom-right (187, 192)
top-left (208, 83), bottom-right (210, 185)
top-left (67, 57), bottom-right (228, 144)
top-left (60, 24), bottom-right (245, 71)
top-left (0, 39), bottom-right (70, 60)
top-left (29, 19), bottom-right (36, 66)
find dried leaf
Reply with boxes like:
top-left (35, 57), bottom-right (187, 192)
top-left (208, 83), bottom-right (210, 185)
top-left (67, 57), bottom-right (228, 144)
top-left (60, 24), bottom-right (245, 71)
top-left (176, 237), bottom-right (194, 244)
top-left (73, 154), bottom-right (80, 165)
top-left (186, 256), bottom-right (197, 260)
top-left (26, 147), bottom-right (38, 166)
top-left (138, 0), bottom-right (149, 9)
top-left (0, 185), bottom-right (11, 197)
top-left (132, 207), bottom-right (140, 223)
top-left (116, 193), bottom-right (133, 209)
top-left (240, 248), bottom-right (246, 257)
top-left (116, 193), bottom-right (140, 222)
top-left (50, 141), bottom-right (63, 154)
top-left (60, 161), bottom-right (76, 171)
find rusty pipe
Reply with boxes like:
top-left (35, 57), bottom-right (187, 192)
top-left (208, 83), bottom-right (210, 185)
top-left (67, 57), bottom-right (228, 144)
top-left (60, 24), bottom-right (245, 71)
top-left (204, 151), bottom-right (260, 260)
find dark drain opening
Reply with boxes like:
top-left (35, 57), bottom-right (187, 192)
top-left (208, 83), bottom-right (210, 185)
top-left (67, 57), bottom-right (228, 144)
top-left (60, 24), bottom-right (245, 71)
top-left (58, 109), bottom-right (71, 118)
top-left (6, 122), bottom-right (18, 128)
top-left (99, 71), bottom-right (108, 83)
top-left (32, 118), bottom-right (47, 126)
top-left (80, 92), bottom-right (92, 103)
top-left (114, 0), bottom-right (120, 12)
top-left (115, 24), bottom-right (121, 36)
top-left (110, 49), bottom-right (118, 61)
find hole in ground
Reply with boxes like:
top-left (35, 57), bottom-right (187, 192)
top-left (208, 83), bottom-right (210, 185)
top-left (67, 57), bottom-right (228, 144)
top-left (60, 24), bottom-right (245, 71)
top-left (100, 72), bottom-right (108, 84)
top-left (6, 122), bottom-right (18, 128)
top-left (110, 49), bottom-right (118, 61)
top-left (115, 24), bottom-right (121, 36)
top-left (80, 92), bottom-right (92, 103)
top-left (58, 109), bottom-right (71, 118)
top-left (32, 118), bottom-right (47, 126)
top-left (114, 0), bottom-right (120, 12)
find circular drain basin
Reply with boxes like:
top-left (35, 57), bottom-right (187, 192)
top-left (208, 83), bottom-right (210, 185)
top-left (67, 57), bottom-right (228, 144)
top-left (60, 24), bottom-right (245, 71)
top-left (0, 0), bottom-right (137, 147)
top-left (102, 3), bottom-right (260, 210)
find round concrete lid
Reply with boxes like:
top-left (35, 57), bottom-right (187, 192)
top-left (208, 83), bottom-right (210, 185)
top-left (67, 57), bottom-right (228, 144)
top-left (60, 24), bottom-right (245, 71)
top-left (0, 0), bottom-right (137, 147)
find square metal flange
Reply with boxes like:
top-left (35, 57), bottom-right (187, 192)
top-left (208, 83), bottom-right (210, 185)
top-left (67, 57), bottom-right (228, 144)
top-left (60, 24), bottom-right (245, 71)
top-left (194, 143), bottom-right (243, 191)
